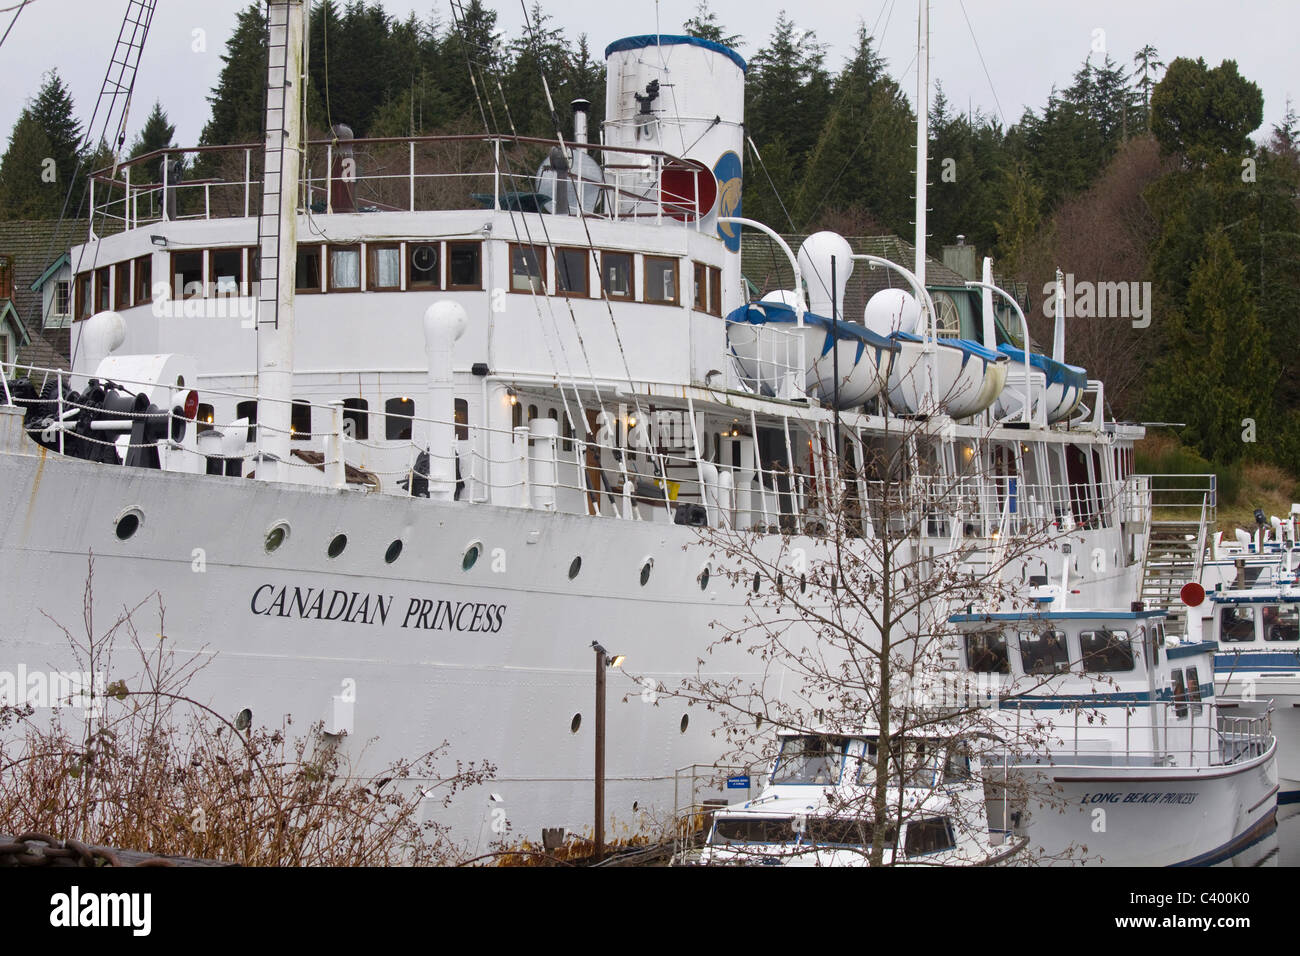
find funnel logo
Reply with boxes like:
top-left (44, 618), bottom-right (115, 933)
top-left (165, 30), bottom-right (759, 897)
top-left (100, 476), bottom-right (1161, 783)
top-left (714, 151), bottom-right (743, 252)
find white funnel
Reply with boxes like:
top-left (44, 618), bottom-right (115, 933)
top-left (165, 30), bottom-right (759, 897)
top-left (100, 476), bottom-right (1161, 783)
top-left (797, 232), bottom-right (853, 318)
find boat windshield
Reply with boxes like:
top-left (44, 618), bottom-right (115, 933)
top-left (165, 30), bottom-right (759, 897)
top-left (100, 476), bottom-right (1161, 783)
top-left (1079, 629), bottom-right (1133, 672)
top-left (772, 735), bottom-right (845, 784)
top-left (1262, 605), bottom-right (1300, 642)
top-left (965, 631), bottom-right (1010, 673)
top-left (1019, 629), bottom-right (1069, 674)
top-left (1219, 605), bottom-right (1256, 642)
top-left (710, 816), bottom-right (793, 845)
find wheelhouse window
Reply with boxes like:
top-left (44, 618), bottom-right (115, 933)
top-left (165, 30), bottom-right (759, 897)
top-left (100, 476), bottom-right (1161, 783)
top-left (708, 265), bottom-right (722, 316)
top-left (1219, 605), bottom-right (1256, 643)
top-left (95, 265), bottom-right (112, 310)
top-left (195, 403), bottom-right (215, 435)
top-left (368, 243), bottom-right (401, 291)
top-left (644, 255), bottom-right (678, 304)
top-left (385, 397), bottom-right (414, 440)
top-left (1263, 604), bottom-right (1300, 642)
top-left (133, 255), bottom-right (152, 306)
top-left (601, 251), bottom-right (633, 299)
top-left (905, 817), bottom-right (955, 857)
top-left (113, 262), bottom-right (130, 310)
top-left (1185, 667), bottom-right (1204, 716)
top-left (965, 631), bottom-right (1010, 673)
top-left (75, 272), bottom-right (92, 319)
top-left (291, 400), bottom-right (312, 440)
top-left (454, 398), bottom-right (469, 441)
top-left (296, 245), bottom-right (323, 293)
top-left (555, 247), bottom-right (588, 297)
top-left (509, 243), bottom-right (546, 293)
top-left (328, 245), bottom-right (361, 292)
top-left (170, 252), bottom-right (202, 300)
top-left (709, 817), bottom-right (792, 845)
top-left (1079, 629), bottom-right (1134, 672)
top-left (408, 242), bottom-right (439, 289)
top-left (693, 261), bottom-right (707, 311)
top-left (210, 248), bottom-right (244, 296)
top-left (806, 817), bottom-right (875, 847)
top-left (447, 242), bottom-right (481, 289)
top-left (1171, 668), bottom-right (1188, 718)
top-left (341, 397), bottom-right (369, 440)
top-left (771, 735), bottom-right (845, 785)
top-left (1018, 629), bottom-right (1070, 675)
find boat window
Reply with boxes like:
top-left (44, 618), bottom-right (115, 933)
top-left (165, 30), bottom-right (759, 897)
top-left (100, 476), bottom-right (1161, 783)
top-left (904, 817), bottom-right (955, 856)
top-left (708, 265), bottom-right (722, 316)
top-left (965, 630), bottom-right (1010, 673)
top-left (211, 248), bottom-right (243, 296)
top-left (1079, 629), bottom-right (1134, 672)
top-left (408, 243), bottom-right (439, 289)
top-left (771, 735), bottom-right (844, 785)
top-left (385, 397), bottom-right (414, 440)
top-left (291, 400), bottom-right (312, 440)
top-left (236, 399), bottom-right (257, 444)
top-left (1018, 629), bottom-right (1069, 675)
top-left (644, 255), bottom-right (678, 304)
top-left (855, 740), bottom-right (878, 785)
top-left (509, 243), bottom-right (546, 293)
top-left (341, 398), bottom-right (368, 440)
top-left (455, 398), bottom-right (469, 441)
top-left (892, 739), bottom-right (940, 789)
top-left (296, 245), bottom-right (323, 293)
top-left (942, 745), bottom-right (971, 784)
top-left (1263, 604), bottom-right (1300, 642)
top-left (1171, 669), bottom-right (1188, 719)
top-left (693, 261), bottom-right (707, 311)
top-left (448, 242), bottom-right (482, 289)
top-left (170, 252), bottom-right (202, 300)
top-left (601, 251), bottom-right (633, 299)
top-left (131, 255), bottom-right (151, 307)
top-left (113, 262), bottom-right (130, 309)
top-left (195, 403), bottom-right (215, 435)
top-left (556, 247), bottom-right (588, 297)
top-left (1186, 667), bottom-right (1204, 716)
top-left (710, 817), bottom-right (792, 845)
top-left (1219, 605), bottom-right (1256, 643)
top-left (368, 243), bottom-right (402, 291)
top-left (75, 271), bottom-right (93, 319)
top-left (806, 817), bottom-right (878, 847)
top-left (328, 245), bottom-right (361, 292)
top-left (94, 265), bottom-right (112, 311)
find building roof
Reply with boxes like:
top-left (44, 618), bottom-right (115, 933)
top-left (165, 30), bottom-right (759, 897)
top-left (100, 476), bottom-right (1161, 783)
top-left (740, 233), bottom-right (974, 322)
top-left (0, 219), bottom-right (87, 370)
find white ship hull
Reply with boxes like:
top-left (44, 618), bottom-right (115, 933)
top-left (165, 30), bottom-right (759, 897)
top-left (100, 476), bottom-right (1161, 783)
top-left (0, 431), bottom-right (1144, 848)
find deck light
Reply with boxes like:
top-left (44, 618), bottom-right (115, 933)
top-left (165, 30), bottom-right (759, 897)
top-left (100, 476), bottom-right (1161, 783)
top-left (507, 388), bottom-right (518, 406)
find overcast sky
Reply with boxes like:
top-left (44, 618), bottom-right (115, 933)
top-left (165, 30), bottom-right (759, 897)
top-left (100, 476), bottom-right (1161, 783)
top-left (1, 0), bottom-right (1296, 150)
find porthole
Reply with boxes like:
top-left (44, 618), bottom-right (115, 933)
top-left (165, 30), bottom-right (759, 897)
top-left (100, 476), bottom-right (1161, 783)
top-left (752, 572), bottom-right (761, 593)
top-left (698, 565), bottom-right (710, 591)
top-left (570, 713), bottom-right (582, 734)
top-left (776, 572), bottom-right (785, 593)
top-left (800, 574), bottom-right (807, 594)
top-left (639, 557), bottom-right (654, 587)
top-left (114, 509), bottom-right (142, 541)
top-left (568, 555), bottom-right (582, 579)
top-left (755, 713), bottom-right (764, 729)
top-left (235, 708), bottom-right (252, 731)
top-left (679, 714), bottom-right (689, 734)
top-left (265, 521), bottom-right (289, 553)
top-left (384, 539), bottom-right (403, 564)
top-left (462, 542), bottom-right (482, 571)
top-left (327, 533), bottom-right (348, 559)
top-left (632, 801), bottom-right (639, 812)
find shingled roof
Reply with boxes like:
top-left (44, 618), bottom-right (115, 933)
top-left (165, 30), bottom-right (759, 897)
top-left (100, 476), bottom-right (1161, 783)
top-left (0, 219), bottom-right (89, 369)
top-left (740, 233), bottom-right (973, 322)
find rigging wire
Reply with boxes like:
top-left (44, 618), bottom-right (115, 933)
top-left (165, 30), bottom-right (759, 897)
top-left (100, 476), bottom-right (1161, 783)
top-left (0, 0), bottom-right (29, 51)
top-left (956, 0), bottom-right (1007, 128)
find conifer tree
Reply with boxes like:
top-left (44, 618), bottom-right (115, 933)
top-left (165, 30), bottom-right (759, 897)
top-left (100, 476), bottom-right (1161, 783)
top-left (0, 110), bottom-right (56, 219)
top-left (128, 101), bottom-right (176, 161)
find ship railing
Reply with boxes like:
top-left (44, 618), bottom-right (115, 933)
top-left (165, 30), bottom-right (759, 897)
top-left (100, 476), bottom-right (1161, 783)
top-left (671, 760), bottom-right (769, 863)
top-left (87, 135), bottom-right (711, 233)
top-left (1, 358), bottom-right (1134, 542)
top-left (990, 698), bottom-right (1273, 770)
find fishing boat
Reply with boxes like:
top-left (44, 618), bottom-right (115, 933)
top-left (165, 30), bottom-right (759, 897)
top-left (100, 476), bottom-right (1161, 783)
top-left (695, 729), bottom-right (1023, 866)
top-left (948, 606), bottom-right (1278, 865)
top-left (0, 1), bottom-right (1154, 847)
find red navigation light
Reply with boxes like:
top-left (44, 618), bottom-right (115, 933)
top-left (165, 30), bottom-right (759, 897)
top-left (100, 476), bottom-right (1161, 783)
top-left (1180, 581), bottom-right (1206, 607)
top-left (183, 389), bottom-right (199, 420)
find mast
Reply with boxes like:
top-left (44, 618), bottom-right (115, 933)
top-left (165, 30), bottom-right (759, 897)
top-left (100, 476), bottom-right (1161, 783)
top-left (914, 0), bottom-right (929, 293)
top-left (254, 0), bottom-right (306, 482)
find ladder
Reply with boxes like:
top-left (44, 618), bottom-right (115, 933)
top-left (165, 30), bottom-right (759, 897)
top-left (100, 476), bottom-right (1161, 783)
top-left (1137, 474), bottom-right (1216, 635)
top-left (255, 4), bottom-right (292, 333)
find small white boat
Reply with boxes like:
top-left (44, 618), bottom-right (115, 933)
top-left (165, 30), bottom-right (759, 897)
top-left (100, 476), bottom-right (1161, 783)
top-left (949, 606), bottom-right (1278, 865)
top-left (886, 331), bottom-right (1009, 419)
top-left (991, 345), bottom-right (1088, 424)
top-left (695, 730), bottom-right (1022, 866)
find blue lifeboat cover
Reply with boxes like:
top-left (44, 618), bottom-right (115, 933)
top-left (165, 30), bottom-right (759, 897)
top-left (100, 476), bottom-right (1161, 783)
top-left (604, 35), bottom-right (747, 73)
top-left (996, 344), bottom-right (1088, 390)
top-left (725, 301), bottom-right (898, 353)
top-left (890, 330), bottom-right (1005, 364)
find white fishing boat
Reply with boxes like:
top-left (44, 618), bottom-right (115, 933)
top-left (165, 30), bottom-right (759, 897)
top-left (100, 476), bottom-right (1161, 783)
top-left (0, 1), bottom-right (1156, 848)
top-left (695, 730), bottom-right (1022, 866)
top-left (948, 607), bottom-right (1277, 865)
